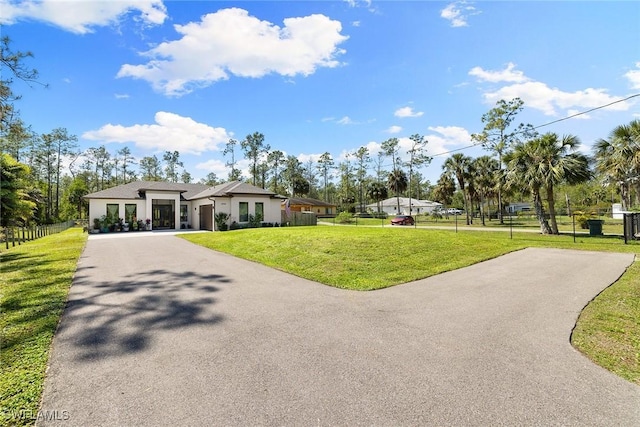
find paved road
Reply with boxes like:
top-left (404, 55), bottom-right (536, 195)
top-left (38, 234), bottom-right (640, 426)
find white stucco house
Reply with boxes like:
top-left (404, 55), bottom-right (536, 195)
top-left (366, 197), bottom-right (443, 216)
top-left (84, 181), bottom-right (286, 231)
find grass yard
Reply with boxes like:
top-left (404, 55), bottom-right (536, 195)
top-left (326, 215), bottom-right (624, 235)
top-left (183, 227), bottom-right (527, 290)
top-left (572, 259), bottom-right (640, 385)
top-left (1, 224), bottom-right (637, 426)
top-left (1, 228), bottom-right (87, 426)
top-left (181, 226), bottom-right (638, 290)
top-left (181, 226), bottom-right (640, 384)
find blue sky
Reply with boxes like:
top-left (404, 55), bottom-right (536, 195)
top-left (3, 0), bottom-right (639, 184)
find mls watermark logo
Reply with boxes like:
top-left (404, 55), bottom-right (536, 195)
top-left (8, 409), bottom-right (70, 422)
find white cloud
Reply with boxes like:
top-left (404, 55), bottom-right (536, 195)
top-left (297, 153), bottom-right (320, 164)
top-left (625, 62), bottom-right (640, 89)
top-left (468, 62), bottom-right (529, 83)
top-left (471, 63), bottom-right (631, 116)
top-left (394, 106), bottom-right (424, 118)
top-left (194, 158), bottom-right (227, 176)
top-left (334, 140), bottom-right (382, 162)
top-left (344, 0), bottom-right (372, 8)
top-left (483, 81), bottom-right (629, 116)
top-left (82, 111), bottom-right (231, 155)
top-left (337, 116), bottom-right (354, 125)
top-left (195, 158), bottom-right (252, 181)
top-left (114, 93), bottom-right (130, 99)
top-left (425, 126), bottom-right (472, 156)
top-left (337, 148), bottom-right (354, 161)
top-left (117, 8), bottom-right (349, 96)
top-left (0, 0), bottom-right (167, 34)
top-left (441, 2), bottom-right (480, 28)
top-left (363, 141), bottom-right (382, 156)
top-left (386, 125), bottom-right (402, 134)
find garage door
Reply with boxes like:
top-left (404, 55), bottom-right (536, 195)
top-left (200, 204), bottom-right (213, 231)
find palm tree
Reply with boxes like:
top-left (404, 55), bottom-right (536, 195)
top-left (367, 181), bottom-right (388, 214)
top-left (387, 168), bottom-right (408, 213)
top-left (594, 119), bottom-right (640, 209)
top-left (433, 172), bottom-right (456, 213)
top-left (473, 156), bottom-right (499, 225)
top-left (505, 141), bottom-right (552, 234)
top-left (537, 133), bottom-right (591, 233)
top-left (443, 154), bottom-right (473, 225)
top-left (505, 133), bottom-right (590, 234)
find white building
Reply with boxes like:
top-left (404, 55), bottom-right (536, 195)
top-left (506, 202), bottom-right (532, 214)
top-left (366, 197), bottom-right (443, 216)
top-left (85, 181), bottom-right (285, 231)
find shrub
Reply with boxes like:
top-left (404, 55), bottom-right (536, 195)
top-left (248, 213), bottom-right (262, 228)
top-left (214, 212), bottom-right (230, 231)
top-left (336, 211), bottom-right (354, 224)
top-left (573, 211), bottom-right (601, 229)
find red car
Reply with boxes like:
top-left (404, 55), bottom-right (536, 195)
top-left (390, 215), bottom-right (415, 225)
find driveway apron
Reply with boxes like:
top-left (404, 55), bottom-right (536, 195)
top-left (38, 234), bottom-right (640, 426)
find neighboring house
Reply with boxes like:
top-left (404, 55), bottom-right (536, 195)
top-left (84, 181), bottom-right (285, 231)
top-left (506, 202), bottom-right (532, 214)
top-left (283, 197), bottom-right (337, 217)
top-left (366, 197), bottom-right (442, 216)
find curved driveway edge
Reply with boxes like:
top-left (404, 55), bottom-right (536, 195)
top-left (38, 236), bottom-right (640, 426)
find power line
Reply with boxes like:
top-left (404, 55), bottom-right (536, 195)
top-left (532, 93), bottom-right (640, 130)
top-left (430, 93), bottom-right (640, 158)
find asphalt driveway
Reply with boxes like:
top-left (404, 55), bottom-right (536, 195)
top-left (38, 234), bottom-right (640, 426)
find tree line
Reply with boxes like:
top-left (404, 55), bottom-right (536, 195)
top-left (2, 36), bottom-right (639, 234)
top-left (435, 98), bottom-right (640, 234)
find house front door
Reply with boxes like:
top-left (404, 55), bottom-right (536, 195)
top-left (153, 204), bottom-right (174, 229)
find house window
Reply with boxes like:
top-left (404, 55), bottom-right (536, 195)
top-left (239, 202), bottom-right (249, 222)
top-left (255, 202), bottom-right (264, 221)
top-left (180, 205), bottom-right (188, 222)
top-left (125, 204), bottom-right (136, 224)
top-left (106, 204), bottom-right (119, 222)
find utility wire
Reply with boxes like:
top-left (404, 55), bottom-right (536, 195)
top-left (429, 93), bottom-right (640, 158)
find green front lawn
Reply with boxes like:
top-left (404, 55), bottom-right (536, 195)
top-left (181, 226), bottom-right (638, 290)
top-left (1, 228), bottom-right (87, 426)
top-left (185, 227), bottom-right (524, 290)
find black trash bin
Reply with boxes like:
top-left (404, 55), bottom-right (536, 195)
top-left (587, 219), bottom-right (604, 236)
